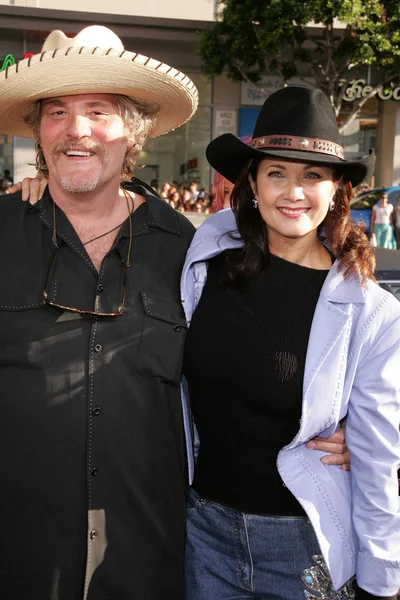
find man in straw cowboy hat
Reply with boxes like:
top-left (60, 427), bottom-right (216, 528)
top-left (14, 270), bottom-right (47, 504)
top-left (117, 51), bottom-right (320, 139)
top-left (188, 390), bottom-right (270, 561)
top-left (0, 24), bottom-right (198, 599)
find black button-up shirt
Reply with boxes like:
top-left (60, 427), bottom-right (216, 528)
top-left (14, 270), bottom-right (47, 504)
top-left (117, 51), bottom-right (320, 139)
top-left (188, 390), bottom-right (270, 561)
top-left (0, 182), bottom-right (195, 600)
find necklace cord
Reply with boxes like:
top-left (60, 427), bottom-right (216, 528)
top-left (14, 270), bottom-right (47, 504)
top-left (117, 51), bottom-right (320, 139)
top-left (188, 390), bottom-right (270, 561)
top-left (83, 220), bottom-right (126, 246)
top-left (122, 188), bottom-right (133, 268)
top-left (51, 187), bottom-right (133, 267)
top-left (52, 201), bottom-right (58, 247)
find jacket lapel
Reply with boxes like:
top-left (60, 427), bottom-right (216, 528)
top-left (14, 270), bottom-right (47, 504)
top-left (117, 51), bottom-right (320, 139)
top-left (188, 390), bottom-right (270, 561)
top-left (181, 210), bottom-right (242, 319)
top-left (291, 263), bottom-right (366, 445)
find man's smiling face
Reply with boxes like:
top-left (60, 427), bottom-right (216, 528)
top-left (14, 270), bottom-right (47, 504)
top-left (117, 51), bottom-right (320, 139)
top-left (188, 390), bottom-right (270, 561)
top-left (39, 93), bottom-right (134, 194)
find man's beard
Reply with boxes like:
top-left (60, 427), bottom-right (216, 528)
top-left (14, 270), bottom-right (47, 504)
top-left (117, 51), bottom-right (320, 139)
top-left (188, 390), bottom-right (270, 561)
top-left (60, 173), bottom-right (101, 193)
top-left (50, 140), bottom-right (108, 193)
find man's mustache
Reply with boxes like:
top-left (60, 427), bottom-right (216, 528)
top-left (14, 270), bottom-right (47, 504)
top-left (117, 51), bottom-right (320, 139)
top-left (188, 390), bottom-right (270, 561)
top-left (51, 140), bottom-right (106, 162)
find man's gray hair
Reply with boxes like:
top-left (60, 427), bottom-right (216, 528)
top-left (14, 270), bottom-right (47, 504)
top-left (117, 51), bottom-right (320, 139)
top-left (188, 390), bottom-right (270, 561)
top-left (23, 94), bottom-right (159, 179)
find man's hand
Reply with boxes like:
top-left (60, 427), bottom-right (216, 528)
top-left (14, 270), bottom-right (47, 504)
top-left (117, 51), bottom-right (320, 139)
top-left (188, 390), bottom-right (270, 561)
top-left (7, 173), bottom-right (47, 204)
top-left (306, 422), bottom-right (350, 471)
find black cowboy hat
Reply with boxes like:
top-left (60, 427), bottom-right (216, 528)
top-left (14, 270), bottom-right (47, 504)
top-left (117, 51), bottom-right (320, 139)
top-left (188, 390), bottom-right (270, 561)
top-left (206, 86), bottom-right (374, 187)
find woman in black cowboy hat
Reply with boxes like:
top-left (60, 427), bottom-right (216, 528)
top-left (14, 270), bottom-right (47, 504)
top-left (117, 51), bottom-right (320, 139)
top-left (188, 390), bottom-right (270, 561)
top-left (181, 87), bottom-right (400, 599)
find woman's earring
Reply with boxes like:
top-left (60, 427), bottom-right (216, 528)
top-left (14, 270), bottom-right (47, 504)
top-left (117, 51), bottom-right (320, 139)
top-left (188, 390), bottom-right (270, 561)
top-left (329, 199), bottom-right (335, 211)
top-left (252, 198), bottom-right (258, 209)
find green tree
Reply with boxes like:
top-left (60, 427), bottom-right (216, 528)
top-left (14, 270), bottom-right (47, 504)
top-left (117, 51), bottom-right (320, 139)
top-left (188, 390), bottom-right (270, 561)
top-left (198, 0), bottom-right (400, 132)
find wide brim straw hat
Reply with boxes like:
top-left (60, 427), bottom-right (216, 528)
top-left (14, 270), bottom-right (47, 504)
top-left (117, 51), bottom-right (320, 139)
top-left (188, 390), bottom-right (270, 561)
top-left (0, 25), bottom-right (198, 139)
top-left (206, 86), bottom-right (374, 187)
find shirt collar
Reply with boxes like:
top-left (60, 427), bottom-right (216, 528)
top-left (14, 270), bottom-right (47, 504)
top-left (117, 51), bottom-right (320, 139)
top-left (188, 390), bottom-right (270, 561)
top-left (122, 178), bottom-right (183, 237)
top-left (33, 178), bottom-right (183, 239)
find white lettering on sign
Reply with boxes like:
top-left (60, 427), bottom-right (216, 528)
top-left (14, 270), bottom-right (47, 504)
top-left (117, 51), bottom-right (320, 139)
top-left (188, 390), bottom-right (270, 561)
top-left (343, 78), bottom-right (400, 102)
top-left (215, 110), bottom-right (238, 136)
top-left (240, 76), bottom-right (315, 106)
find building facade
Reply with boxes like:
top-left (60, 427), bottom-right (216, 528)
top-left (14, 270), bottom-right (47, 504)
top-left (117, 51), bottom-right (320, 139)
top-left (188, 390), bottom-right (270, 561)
top-left (0, 1), bottom-right (216, 188)
top-left (1, 1), bottom-right (400, 188)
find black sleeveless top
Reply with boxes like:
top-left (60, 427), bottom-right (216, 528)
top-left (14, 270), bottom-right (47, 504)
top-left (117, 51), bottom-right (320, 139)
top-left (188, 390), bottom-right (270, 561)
top-left (183, 250), bottom-right (329, 515)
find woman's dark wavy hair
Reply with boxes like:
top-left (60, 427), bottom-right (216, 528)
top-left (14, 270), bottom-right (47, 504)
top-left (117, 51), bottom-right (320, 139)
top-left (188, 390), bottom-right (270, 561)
top-left (228, 157), bottom-right (376, 285)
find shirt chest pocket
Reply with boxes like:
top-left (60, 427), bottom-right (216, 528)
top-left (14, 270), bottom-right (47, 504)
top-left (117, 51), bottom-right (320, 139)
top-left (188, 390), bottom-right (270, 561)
top-left (0, 282), bottom-right (53, 369)
top-left (138, 292), bottom-right (188, 384)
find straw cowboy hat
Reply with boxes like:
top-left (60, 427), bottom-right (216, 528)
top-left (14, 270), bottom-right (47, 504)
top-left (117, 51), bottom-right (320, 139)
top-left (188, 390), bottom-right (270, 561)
top-left (206, 86), bottom-right (374, 187)
top-left (0, 25), bottom-right (198, 138)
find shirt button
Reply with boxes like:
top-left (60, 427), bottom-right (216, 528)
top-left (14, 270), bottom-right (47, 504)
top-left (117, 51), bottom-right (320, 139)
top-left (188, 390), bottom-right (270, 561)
top-left (91, 468), bottom-right (99, 477)
top-left (97, 284), bottom-right (104, 293)
top-left (92, 406), bottom-right (101, 416)
top-left (173, 324), bottom-right (182, 333)
top-left (94, 344), bottom-right (102, 353)
top-left (89, 529), bottom-right (97, 540)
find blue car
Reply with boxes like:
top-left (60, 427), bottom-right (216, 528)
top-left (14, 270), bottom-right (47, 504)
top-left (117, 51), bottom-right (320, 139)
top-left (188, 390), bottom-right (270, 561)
top-left (350, 186), bottom-right (400, 236)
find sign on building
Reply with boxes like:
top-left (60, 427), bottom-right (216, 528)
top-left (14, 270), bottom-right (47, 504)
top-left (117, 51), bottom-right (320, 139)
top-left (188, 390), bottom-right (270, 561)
top-left (240, 77), bottom-right (315, 106)
top-left (239, 74), bottom-right (400, 106)
top-left (342, 79), bottom-right (400, 102)
top-left (214, 110), bottom-right (238, 137)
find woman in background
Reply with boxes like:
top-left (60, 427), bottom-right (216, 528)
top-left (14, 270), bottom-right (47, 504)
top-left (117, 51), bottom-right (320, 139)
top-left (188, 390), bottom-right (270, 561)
top-left (210, 169), bottom-right (234, 212)
top-left (370, 190), bottom-right (396, 248)
top-left (394, 195), bottom-right (400, 249)
top-left (210, 137), bottom-right (251, 213)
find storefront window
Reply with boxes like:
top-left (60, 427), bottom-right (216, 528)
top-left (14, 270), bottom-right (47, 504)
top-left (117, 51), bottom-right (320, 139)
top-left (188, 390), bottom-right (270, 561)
top-left (138, 74), bottom-right (212, 192)
top-left (339, 96), bottom-right (378, 159)
top-left (0, 134), bottom-right (13, 193)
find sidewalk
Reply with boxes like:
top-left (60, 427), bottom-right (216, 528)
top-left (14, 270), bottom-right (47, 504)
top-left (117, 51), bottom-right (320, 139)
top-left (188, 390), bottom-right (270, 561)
top-left (184, 212), bottom-right (209, 228)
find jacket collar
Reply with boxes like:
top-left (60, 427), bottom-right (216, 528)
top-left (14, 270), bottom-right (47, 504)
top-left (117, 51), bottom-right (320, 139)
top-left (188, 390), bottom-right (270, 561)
top-left (319, 261), bottom-right (366, 305)
top-left (184, 208), bottom-right (241, 263)
top-left (184, 208), bottom-right (366, 305)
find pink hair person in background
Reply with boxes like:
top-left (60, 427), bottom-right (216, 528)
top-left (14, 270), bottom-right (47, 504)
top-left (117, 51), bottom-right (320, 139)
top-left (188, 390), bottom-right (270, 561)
top-left (210, 136), bottom-right (251, 212)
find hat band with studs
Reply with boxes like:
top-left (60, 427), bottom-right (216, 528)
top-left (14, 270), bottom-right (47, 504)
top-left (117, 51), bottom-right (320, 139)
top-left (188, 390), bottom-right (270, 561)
top-left (250, 135), bottom-right (344, 160)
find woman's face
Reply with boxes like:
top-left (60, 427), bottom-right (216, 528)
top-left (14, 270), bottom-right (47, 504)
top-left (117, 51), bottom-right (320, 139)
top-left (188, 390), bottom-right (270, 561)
top-left (380, 193), bottom-right (388, 206)
top-left (250, 158), bottom-right (339, 243)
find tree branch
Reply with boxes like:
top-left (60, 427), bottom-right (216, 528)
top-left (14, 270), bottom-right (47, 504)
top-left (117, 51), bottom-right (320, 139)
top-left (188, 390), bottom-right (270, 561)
top-left (231, 59), bottom-right (261, 88)
top-left (252, 21), bottom-right (263, 47)
top-left (334, 67), bottom-right (363, 117)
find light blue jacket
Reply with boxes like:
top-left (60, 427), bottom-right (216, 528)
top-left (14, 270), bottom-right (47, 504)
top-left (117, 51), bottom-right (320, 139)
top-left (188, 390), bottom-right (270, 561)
top-left (179, 209), bottom-right (400, 596)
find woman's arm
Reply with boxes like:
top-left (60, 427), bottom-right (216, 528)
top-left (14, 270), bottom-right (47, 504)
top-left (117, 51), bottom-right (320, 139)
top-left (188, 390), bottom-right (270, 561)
top-left (389, 204), bottom-right (395, 225)
top-left (370, 205), bottom-right (377, 236)
top-left (346, 306), bottom-right (400, 597)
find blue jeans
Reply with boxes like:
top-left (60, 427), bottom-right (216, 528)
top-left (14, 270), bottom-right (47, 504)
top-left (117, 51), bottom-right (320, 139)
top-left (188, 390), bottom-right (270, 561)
top-left (185, 488), bottom-right (355, 600)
